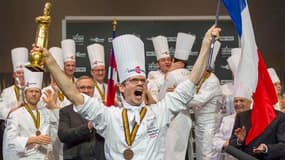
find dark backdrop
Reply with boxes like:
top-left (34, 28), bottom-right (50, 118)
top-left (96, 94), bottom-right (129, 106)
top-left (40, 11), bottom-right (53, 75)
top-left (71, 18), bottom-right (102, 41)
top-left (0, 0), bottom-right (284, 90)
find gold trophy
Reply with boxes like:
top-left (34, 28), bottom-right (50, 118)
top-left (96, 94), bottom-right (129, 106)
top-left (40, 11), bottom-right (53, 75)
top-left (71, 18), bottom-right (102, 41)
top-left (26, 2), bottom-right (51, 72)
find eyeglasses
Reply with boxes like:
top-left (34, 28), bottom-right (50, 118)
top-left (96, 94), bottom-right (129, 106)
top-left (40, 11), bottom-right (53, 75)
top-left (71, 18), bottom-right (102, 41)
top-left (126, 78), bottom-right (146, 85)
top-left (78, 86), bottom-right (94, 90)
top-left (92, 69), bottom-right (105, 73)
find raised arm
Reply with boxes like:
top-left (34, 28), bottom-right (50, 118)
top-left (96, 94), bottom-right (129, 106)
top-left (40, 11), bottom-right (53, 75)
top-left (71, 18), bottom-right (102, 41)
top-left (43, 48), bottom-right (83, 106)
top-left (189, 25), bottom-right (221, 84)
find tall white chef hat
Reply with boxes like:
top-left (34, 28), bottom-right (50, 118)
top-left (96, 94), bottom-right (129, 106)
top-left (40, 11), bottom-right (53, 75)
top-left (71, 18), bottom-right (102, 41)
top-left (174, 32), bottom-right (196, 61)
top-left (11, 47), bottom-right (29, 72)
top-left (61, 39), bottom-right (76, 62)
top-left (113, 34), bottom-right (145, 83)
top-left (152, 35), bottom-right (170, 60)
top-left (49, 47), bottom-right (64, 70)
top-left (267, 68), bottom-right (280, 83)
top-left (87, 43), bottom-right (105, 69)
top-left (227, 48), bottom-right (241, 78)
top-left (24, 68), bottom-right (43, 90)
top-left (233, 82), bottom-right (252, 100)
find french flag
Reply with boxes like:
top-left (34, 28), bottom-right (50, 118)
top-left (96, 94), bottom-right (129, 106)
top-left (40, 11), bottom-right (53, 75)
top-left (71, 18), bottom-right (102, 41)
top-left (223, 0), bottom-right (277, 144)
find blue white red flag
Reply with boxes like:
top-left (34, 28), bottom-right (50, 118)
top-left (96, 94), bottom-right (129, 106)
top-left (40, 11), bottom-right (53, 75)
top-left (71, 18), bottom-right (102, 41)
top-left (223, 0), bottom-right (277, 145)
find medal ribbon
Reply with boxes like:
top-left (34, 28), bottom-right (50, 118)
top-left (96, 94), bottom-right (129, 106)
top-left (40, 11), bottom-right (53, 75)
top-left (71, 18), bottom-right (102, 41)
top-left (196, 72), bottom-right (211, 94)
top-left (24, 104), bottom-right (40, 131)
top-left (122, 107), bottom-right (147, 146)
top-left (14, 85), bottom-right (20, 101)
top-left (94, 82), bottom-right (105, 101)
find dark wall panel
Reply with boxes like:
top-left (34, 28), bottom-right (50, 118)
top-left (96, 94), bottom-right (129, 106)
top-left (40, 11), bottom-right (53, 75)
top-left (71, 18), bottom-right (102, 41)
top-left (0, 0), bottom-right (284, 81)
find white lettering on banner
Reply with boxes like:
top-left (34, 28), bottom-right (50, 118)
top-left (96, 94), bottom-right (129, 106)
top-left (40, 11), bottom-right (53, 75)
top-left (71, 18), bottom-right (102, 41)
top-left (148, 62), bottom-right (159, 71)
top-left (90, 37), bottom-right (105, 43)
top-left (166, 37), bottom-right (176, 42)
top-left (169, 46), bottom-right (175, 56)
top-left (72, 33), bottom-right (84, 45)
top-left (220, 36), bottom-right (235, 41)
top-left (221, 46), bottom-right (232, 56)
top-left (75, 67), bottom-right (86, 73)
top-left (146, 51), bottom-right (156, 57)
top-left (76, 52), bottom-right (86, 58)
top-left (220, 64), bottom-right (230, 70)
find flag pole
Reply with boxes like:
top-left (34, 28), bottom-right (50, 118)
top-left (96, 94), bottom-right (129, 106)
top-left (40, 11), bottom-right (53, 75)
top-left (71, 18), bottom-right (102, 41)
top-left (106, 18), bottom-right (117, 106)
top-left (207, 0), bottom-right (221, 71)
top-left (109, 18), bottom-right (117, 96)
top-left (196, 0), bottom-right (221, 93)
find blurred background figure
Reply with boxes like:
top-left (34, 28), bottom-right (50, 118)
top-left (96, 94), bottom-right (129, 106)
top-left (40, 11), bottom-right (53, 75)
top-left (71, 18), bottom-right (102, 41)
top-left (267, 67), bottom-right (282, 110)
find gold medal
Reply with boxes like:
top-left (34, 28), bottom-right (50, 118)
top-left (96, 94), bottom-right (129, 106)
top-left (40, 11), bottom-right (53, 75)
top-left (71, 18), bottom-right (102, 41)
top-left (123, 148), bottom-right (134, 160)
top-left (122, 107), bottom-right (147, 159)
top-left (36, 130), bottom-right (41, 136)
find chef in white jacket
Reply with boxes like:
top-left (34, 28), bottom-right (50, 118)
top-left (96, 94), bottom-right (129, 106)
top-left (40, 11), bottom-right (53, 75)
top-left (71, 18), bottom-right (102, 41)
top-left (187, 41), bottom-right (223, 160)
top-left (1, 47), bottom-right (29, 160)
top-left (213, 84), bottom-right (252, 160)
top-left (38, 47), bottom-right (71, 160)
top-left (220, 48), bottom-right (241, 116)
top-left (61, 39), bottom-right (77, 83)
top-left (0, 47), bottom-right (28, 119)
top-left (39, 47), bottom-right (72, 109)
top-left (159, 34), bottom-right (222, 160)
top-left (147, 35), bottom-right (172, 102)
top-left (159, 32), bottom-right (196, 160)
top-left (87, 43), bottom-right (107, 102)
top-left (6, 68), bottom-right (59, 160)
top-left (267, 68), bottom-right (282, 110)
top-left (42, 26), bottom-right (221, 160)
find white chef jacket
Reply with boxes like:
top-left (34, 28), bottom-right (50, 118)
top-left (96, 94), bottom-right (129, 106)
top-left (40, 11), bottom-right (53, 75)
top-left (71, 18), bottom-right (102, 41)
top-left (221, 83), bottom-right (235, 116)
top-left (160, 70), bottom-right (223, 160)
top-left (6, 106), bottom-right (59, 160)
top-left (74, 80), bottom-right (195, 160)
top-left (147, 70), bottom-right (166, 102)
top-left (93, 81), bottom-right (107, 102)
top-left (213, 114), bottom-right (237, 160)
top-left (188, 73), bottom-right (223, 160)
top-left (38, 85), bottom-right (71, 160)
top-left (0, 85), bottom-right (19, 119)
top-left (158, 68), bottom-right (192, 160)
top-left (1, 85), bottom-right (22, 160)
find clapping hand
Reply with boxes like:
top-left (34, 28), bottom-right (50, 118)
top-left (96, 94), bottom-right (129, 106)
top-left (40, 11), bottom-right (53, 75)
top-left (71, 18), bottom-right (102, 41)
top-left (234, 126), bottom-right (246, 144)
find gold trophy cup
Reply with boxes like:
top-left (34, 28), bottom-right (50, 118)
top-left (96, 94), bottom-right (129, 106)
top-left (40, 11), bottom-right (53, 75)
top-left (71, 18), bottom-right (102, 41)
top-left (26, 2), bottom-right (51, 72)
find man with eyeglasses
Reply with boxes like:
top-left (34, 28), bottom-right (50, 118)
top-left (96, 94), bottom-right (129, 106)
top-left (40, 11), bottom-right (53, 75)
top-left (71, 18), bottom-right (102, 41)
top-left (42, 25), bottom-right (221, 159)
top-left (87, 43), bottom-right (107, 103)
top-left (58, 75), bottom-right (105, 160)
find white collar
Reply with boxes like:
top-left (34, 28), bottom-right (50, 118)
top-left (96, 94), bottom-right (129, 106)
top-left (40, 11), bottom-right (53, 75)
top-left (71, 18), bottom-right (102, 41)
top-left (122, 99), bottom-right (144, 125)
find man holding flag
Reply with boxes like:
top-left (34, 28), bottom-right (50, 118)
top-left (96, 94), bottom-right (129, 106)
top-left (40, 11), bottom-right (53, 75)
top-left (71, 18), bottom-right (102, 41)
top-left (223, 0), bottom-right (285, 159)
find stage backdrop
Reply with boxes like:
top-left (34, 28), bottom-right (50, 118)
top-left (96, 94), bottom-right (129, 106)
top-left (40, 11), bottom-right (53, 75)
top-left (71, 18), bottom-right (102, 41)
top-left (62, 16), bottom-right (239, 84)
